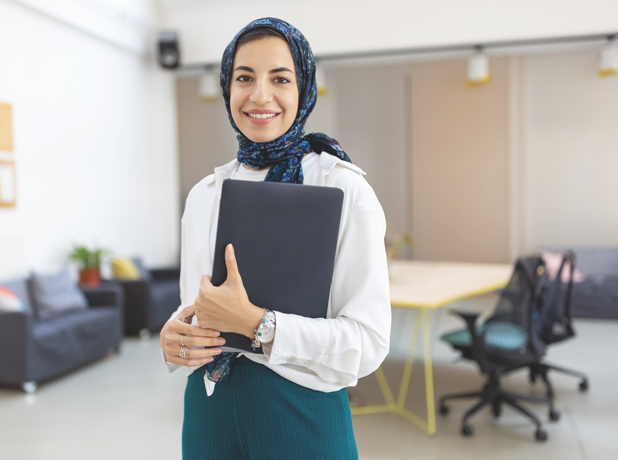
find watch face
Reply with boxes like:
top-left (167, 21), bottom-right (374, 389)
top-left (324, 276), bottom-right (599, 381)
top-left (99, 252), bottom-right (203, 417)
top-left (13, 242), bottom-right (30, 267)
top-left (257, 326), bottom-right (275, 343)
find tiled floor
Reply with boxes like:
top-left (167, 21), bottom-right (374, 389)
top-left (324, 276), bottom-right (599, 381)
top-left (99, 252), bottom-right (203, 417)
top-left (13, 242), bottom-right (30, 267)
top-left (1, 294), bottom-right (616, 459)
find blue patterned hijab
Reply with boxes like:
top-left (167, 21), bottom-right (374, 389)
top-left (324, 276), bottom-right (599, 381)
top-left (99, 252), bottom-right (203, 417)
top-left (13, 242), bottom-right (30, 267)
top-left (220, 17), bottom-right (351, 184)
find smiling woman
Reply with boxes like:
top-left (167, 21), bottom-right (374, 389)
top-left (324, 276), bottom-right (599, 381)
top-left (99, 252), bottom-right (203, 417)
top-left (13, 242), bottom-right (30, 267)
top-left (160, 17), bottom-right (391, 460)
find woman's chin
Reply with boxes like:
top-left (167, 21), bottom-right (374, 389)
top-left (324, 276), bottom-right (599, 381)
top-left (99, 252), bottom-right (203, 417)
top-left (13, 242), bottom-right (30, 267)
top-left (243, 128), bottom-right (283, 144)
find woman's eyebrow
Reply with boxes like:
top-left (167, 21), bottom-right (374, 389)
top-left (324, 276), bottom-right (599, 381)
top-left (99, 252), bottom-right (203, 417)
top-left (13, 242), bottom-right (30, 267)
top-left (234, 66), bottom-right (254, 73)
top-left (270, 67), bottom-right (293, 74)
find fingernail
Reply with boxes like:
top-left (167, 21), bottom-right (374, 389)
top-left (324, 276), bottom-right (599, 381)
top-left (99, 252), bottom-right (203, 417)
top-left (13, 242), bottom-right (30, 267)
top-left (206, 358), bottom-right (213, 363)
top-left (218, 338), bottom-right (226, 345)
top-left (227, 244), bottom-right (234, 254)
top-left (214, 348), bottom-right (222, 355)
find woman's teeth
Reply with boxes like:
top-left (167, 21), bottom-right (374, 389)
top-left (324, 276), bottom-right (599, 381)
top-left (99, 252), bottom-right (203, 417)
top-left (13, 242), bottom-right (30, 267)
top-left (247, 113), bottom-right (277, 119)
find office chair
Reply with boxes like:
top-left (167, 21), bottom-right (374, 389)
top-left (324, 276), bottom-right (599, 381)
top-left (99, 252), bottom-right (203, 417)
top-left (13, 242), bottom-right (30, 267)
top-left (438, 256), bottom-right (556, 441)
top-left (529, 251), bottom-right (589, 398)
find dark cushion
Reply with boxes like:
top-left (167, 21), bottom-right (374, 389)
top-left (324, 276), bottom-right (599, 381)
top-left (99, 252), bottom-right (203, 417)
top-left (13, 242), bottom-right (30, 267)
top-left (0, 278), bottom-right (34, 315)
top-left (30, 307), bottom-right (121, 380)
top-left (149, 280), bottom-right (180, 329)
top-left (131, 258), bottom-right (151, 281)
top-left (441, 321), bottom-right (528, 352)
top-left (31, 268), bottom-right (88, 318)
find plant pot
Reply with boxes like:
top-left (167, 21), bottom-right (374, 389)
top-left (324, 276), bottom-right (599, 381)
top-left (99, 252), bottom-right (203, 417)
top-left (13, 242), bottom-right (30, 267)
top-left (79, 267), bottom-right (100, 286)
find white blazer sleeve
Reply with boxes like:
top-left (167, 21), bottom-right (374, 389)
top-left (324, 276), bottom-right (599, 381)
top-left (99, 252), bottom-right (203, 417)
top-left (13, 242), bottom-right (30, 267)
top-left (264, 183), bottom-right (391, 387)
top-left (161, 213), bottom-right (190, 374)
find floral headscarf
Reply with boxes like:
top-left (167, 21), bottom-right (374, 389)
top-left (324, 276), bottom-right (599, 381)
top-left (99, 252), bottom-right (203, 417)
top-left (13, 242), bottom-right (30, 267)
top-left (220, 17), bottom-right (351, 184)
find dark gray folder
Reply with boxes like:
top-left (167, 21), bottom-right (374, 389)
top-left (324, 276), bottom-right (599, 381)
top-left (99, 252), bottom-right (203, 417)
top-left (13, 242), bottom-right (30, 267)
top-left (211, 179), bottom-right (344, 354)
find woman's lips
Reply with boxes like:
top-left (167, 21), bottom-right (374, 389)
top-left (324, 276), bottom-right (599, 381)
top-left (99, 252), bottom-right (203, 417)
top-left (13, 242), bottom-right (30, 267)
top-left (244, 112), bottom-right (280, 125)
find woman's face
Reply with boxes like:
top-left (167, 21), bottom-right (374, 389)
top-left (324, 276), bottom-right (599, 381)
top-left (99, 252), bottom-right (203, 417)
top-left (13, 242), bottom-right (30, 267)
top-left (230, 36), bottom-right (299, 143)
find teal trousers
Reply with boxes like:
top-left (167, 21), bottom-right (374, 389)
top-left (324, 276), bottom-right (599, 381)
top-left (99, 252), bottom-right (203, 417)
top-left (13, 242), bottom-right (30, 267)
top-left (182, 355), bottom-right (358, 460)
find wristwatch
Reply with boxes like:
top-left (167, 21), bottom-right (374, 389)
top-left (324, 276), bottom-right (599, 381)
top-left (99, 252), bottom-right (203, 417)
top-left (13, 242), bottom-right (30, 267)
top-left (252, 309), bottom-right (276, 350)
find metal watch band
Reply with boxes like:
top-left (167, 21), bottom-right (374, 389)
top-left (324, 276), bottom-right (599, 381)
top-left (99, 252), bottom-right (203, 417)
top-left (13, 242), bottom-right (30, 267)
top-left (251, 309), bottom-right (276, 350)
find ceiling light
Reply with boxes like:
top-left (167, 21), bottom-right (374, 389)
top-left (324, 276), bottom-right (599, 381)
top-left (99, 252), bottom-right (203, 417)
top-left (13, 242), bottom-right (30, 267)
top-left (199, 68), bottom-right (219, 102)
top-left (315, 63), bottom-right (328, 96)
top-left (599, 36), bottom-right (618, 77)
top-left (467, 47), bottom-right (491, 86)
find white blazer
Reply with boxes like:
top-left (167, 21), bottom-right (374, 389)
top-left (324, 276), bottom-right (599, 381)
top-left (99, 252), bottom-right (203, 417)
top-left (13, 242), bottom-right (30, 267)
top-left (165, 152), bottom-right (391, 396)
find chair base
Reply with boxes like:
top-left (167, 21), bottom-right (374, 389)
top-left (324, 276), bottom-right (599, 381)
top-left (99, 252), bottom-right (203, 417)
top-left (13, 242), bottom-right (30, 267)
top-left (530, 362), bottom-right (589, 393)
top-left (439, 374), bottom-right (555, 441)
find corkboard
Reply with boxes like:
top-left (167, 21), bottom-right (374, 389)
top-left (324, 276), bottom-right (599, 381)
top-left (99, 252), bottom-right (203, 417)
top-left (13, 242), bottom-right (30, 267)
top-left (0, 103), bottom-right (14, 151)
top-left (0, 160), bottom-right (16, 208)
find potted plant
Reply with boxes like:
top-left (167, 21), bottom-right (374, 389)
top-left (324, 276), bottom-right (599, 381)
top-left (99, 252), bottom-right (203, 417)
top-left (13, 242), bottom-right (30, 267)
top-left (69, 246), bottom-right (108, 285)
top-left (385, 226), bottom-right (413, 277)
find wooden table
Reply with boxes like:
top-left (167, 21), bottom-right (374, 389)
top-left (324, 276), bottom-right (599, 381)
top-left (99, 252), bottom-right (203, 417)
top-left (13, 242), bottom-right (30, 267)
top-left (350, 260), bottom-right (513, 436)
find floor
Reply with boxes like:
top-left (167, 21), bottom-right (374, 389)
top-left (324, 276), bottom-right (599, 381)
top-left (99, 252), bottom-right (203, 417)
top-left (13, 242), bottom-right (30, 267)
top-left (1, 294), bottom-right (617, 460)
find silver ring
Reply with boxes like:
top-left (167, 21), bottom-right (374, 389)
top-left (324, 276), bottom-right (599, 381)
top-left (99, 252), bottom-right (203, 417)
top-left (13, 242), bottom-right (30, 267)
top-left (180, 345), bottom-right (188, 359)
top-left (181, 335), bottom-right (184, 346)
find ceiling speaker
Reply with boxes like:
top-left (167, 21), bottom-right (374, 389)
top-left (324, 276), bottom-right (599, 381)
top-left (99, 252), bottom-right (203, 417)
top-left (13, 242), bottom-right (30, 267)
top-left (158, 31), bottom-right (180, 69)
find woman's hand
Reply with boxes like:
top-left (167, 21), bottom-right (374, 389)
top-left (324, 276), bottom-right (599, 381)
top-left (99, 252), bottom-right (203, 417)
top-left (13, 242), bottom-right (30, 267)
top-left (195, 244), bottom-right (264, 338)
top-left (160, 305), bottom-right (225, 367)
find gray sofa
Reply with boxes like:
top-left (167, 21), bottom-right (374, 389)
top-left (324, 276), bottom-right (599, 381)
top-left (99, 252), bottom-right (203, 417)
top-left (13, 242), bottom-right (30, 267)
top-left (0, 278), bottom-right (124, 392)
top-left (543, 247), bottom-right (618, 319)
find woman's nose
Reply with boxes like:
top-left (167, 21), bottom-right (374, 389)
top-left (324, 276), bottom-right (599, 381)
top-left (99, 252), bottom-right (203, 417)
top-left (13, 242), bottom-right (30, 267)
top-left (249, 80), bottom-right (272, 105)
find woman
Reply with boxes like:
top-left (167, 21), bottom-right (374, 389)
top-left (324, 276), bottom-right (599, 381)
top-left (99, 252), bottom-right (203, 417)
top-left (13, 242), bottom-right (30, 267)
top-left (160, 17), bottom-right (391, 459)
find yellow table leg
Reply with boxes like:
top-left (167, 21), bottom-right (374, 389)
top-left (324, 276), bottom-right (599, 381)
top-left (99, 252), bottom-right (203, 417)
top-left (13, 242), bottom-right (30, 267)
top-left (351, 308), bottom-right (439, 437)
top-left (396, 313), bottom-right (422, 410)
top-left (422, 309), bottom-right (437, 436)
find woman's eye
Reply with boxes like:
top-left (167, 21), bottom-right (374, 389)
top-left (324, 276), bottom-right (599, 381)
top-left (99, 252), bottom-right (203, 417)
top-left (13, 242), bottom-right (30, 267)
top-left (236, 75), bottom-right (252, 82)
top-left (274, 77), bottom-right (290, 84)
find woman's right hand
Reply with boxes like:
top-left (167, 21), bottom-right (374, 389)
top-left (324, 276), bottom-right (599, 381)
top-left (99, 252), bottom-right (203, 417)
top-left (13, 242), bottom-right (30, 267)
top-left (160, 305), bottom-right (225, 367)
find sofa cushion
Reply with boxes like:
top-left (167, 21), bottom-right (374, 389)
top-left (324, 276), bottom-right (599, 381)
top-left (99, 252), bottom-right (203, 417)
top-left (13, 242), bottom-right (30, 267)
top-left (131, 258), bottom-right (151, 281)
top-left (31, 268), bottom-right (88, 318)
top-left (0, 285), bottom-right (24, 311)
top-left (0, 278), bottom-right (33, 314)
top-left (111, 257), bottom-right (140, 280)
top-left (30, 307), bottom-right (121, 380)
top-left (542, 247), bottom-right (618, 276)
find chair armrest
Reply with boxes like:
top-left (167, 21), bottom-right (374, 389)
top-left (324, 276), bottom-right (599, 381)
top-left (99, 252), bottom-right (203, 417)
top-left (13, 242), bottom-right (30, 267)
top-left (149, 268), bottom-right (180, 282)
top-left (449, 310), bottom-right (489, 373)
top-left (80, 283), bottom-right (124, 309)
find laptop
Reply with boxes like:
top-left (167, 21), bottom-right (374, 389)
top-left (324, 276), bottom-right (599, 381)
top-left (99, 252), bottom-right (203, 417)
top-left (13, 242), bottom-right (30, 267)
top-left (210, 179), bottom-right (344, 353)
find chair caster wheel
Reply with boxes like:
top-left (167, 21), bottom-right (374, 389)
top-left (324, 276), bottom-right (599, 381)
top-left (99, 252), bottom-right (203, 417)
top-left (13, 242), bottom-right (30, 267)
top-left (535, 429), bottom-right (548, 442)
top-left (461, 424), bottom-right (474, 437)
top-left (439, 405), bottom-right (450, 416)
top-left (579, 380), bottom-right (589, 392)
top-left (492, 401), bottom-right (502, 418)
top-left (549, 409), bottom-right (561, 421)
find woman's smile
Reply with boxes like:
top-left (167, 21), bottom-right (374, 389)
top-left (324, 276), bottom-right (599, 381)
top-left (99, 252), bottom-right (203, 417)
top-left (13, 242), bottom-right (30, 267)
top-left (245, 110), bottom-right (281, 124)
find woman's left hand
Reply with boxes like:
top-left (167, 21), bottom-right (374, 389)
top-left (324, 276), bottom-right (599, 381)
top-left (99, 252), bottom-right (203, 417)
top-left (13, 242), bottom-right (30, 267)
top-left (195, 244), bottom-right (264, 338)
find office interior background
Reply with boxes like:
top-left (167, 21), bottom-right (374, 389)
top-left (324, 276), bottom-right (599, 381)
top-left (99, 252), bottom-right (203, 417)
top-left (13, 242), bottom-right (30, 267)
top-left (1, 1), bottom-right (617, 459)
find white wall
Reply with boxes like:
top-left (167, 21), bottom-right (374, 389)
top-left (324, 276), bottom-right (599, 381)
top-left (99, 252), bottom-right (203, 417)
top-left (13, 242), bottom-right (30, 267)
top-left (0, 1), bottom-right (179, 279)
top-left (521, 51), bottom-right (618, 252)
top-left (159, 0), bottom-right (618, 64)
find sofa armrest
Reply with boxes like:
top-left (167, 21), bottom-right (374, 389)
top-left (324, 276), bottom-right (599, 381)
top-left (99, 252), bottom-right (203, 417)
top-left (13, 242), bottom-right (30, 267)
top-left (0, 311), bottom-right (32, 384)
top-left (80, 283), bottom-right (124, 309)
top-left (114, 280), bottom-right (151, 335)
top-left (149, 268), bottom-right (180, 282)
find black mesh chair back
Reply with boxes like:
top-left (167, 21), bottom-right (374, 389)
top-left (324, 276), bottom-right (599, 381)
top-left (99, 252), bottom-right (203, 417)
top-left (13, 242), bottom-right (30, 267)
top-left (482, 255), bottom-right (546, 360)
top-left (537, 251), bottom-right (576, 345)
